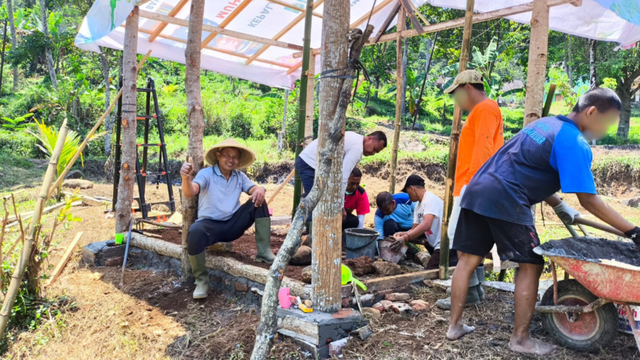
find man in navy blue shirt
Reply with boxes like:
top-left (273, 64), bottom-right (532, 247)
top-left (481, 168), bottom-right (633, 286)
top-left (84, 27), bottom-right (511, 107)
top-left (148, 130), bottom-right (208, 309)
top-left (446, 88), bottom-right (640, 355)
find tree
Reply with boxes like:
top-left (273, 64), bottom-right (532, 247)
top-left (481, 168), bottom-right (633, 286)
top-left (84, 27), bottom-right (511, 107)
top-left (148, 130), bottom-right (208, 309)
top-left (6, 0), bottom-right (18, 91)
top-left (39, 0), bottom-right (57, 88)
top-left (597, 43), bottom-right (640, 140)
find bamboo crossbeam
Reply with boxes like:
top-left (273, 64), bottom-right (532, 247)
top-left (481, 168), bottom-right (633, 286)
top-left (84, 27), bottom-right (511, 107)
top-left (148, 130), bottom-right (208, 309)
top-left (371, 0), bottom-right (576, 44)
top-left (138, 10), bottom-right (304, 52)
top-left (244, 0), bottom-right (324, 66)
top-left (47, 51), bottom-right (152, 200)
top-left (266, 0), bottom-right (323, 18)
top-left (200, 0), bottom-right (254, 50)
top-left (148, 0), bottom-right (189, 43)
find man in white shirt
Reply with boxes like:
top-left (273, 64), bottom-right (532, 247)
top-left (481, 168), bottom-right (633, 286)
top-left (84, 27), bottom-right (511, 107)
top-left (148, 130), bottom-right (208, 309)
top-left (295, 131), bottom-right (387, 239)
top-left (391, 175), bottom-right (458, 270)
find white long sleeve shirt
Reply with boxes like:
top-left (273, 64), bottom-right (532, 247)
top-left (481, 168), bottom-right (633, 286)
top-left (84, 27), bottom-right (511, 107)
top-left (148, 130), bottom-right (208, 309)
top-left (298, 131), bottom-right (364, 194)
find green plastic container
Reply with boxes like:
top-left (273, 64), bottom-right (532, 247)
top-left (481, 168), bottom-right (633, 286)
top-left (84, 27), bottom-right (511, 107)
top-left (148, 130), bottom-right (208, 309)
top-left (115, 233), bottom-right (124, 245)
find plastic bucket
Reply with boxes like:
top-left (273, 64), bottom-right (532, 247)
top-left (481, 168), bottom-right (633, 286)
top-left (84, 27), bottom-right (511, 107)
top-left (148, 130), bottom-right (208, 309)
top-left (344, 228), bottom-right (379, 259)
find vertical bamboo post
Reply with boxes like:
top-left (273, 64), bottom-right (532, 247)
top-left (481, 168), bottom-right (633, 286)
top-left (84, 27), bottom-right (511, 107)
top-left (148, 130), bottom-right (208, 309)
top-left (439, 0), bottom-right (475, 280)
top-left (292, 0), bottom-right (314, 214)
top-left (0, 119), bottom-right (68, 336)
top-left (312, 0), bottom-right (350, 313)
top-left (523, 0), bottom-right (549, 126)
top-left (389, 9), bottom-right (406, 193)
top-left (181, 0), bottom-right (206, 281)
top-left (115, 7), bottom-right (139, 234)
top-left (304, 54), bottom-right (316, 143)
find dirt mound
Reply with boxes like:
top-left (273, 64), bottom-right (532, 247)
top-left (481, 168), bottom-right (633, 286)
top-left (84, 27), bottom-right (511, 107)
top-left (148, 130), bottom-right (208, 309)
top-left (252, 161), bottom-right (294, 184)
top-left (536, 237), bottom-right (640, 267)
top-left (361, 158), bottom-right (445, 183)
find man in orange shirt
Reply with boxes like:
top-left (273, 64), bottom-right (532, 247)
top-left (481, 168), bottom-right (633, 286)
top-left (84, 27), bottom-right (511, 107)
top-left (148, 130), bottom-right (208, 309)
top-left (436, 70), bottom-right (504, 309)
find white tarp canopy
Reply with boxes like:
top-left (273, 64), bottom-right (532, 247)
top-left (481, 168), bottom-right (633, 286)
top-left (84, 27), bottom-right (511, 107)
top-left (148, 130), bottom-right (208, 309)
top-left (75, 0), bottom-right (640, 89)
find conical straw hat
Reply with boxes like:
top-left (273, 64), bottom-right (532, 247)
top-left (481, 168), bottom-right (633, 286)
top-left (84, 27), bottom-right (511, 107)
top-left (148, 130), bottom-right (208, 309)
top-left (204, 138), bottom-right (256, 169)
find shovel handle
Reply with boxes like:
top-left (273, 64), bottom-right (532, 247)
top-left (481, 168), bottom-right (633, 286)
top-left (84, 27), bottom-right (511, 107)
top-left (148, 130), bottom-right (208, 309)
top-left (573, 217), bottom-right (626, 237)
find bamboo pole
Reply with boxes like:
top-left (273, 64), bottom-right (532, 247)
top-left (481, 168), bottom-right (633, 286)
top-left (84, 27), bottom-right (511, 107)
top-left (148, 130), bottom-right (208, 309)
top-left (389, 9), bottom-right (406, 194)
top-left (292, 0), bottom-right (314, 215)
top-left (47, 50), bottom-right (151, 200)
top-left (439, 0), bottom-right (475, 280)
top-left (0, 119), bottom-right (68, 336)
top-left (45, 232), bottom-right (83, 287)
top-left (181, 0), bottom-right (206, 282)
top-left (304, 54), bottom-right (316, 144)
top-left (523, 0), bottom-right (550, 126)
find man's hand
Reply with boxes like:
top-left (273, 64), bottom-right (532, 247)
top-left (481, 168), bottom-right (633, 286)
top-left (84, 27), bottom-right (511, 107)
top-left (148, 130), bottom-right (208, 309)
top-left (180, 159), bottom-right (194, 179)
top-left (389, 233), bottom-right (408, 252)
top-left (553, 201), bottom-right (581, 224)
top-left (252, 186), bottom-right (266, 207)
top-left (342, 208), bottom-right (347, 220)
top-left (625, 227), bottom-right (640, 246)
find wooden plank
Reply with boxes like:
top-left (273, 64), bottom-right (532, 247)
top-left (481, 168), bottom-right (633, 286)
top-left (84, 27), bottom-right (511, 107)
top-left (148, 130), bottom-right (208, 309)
top-left (45, 232), bottom-right (83, 287)
top-left (244, 0), bottom-right (324, 65)
top-left (200, 0), bottom-right (255, 49)
top-left (138, 9), bottom-right (304, 51)
top-left (371, 0), bottom-right (575, 44)
top-left (266, 0), bottom-right (323, 18)
top-left (148, 0), bottom-right (189, 42)
top-left (398, 0), bottom-right (423, 33)
top-left (373, 1), bottom-right (401, 43)
top-left (342, 267), bottom-right (453, 296)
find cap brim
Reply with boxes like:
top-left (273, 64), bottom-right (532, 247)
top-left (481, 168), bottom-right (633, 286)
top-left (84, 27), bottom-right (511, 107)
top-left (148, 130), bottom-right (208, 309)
top-left (443, 83), bottom-right (459, 94)
top-left (400, 184), bottom-right (409, 193)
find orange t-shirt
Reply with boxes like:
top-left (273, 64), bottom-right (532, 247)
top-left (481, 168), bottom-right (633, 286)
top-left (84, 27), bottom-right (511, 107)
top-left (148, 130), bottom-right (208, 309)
top-left (453, 99), bottom-right (504, 197)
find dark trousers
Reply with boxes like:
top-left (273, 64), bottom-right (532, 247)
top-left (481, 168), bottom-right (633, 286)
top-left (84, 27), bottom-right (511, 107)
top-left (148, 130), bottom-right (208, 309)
top-left (342, 213), bottom-right (359, 231)
top-left (382, 219), bottom-right (411, 237)
top-left (295, 157), bottom-right (315, 197)
top-left (187, 200), bottom-right (269, 255)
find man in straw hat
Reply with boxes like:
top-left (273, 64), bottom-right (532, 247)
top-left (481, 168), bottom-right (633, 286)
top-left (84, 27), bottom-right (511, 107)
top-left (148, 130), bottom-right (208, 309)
top-left (181, 139), bottom-right (275, 299)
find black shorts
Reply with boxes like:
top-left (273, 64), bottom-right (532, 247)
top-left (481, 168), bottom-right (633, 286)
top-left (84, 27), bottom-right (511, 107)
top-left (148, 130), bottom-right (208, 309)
top-left (453, 208), bottom-right (544, 265)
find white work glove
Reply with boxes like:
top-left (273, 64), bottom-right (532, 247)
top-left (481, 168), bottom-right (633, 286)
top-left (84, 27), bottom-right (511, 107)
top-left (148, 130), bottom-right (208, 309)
top-left (553, 201), bottom-right (580, 224)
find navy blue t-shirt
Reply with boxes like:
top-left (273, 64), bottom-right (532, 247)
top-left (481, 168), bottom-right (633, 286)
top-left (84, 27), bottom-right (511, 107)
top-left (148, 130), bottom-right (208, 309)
top-left (461, 115), bottom-right (596, 225)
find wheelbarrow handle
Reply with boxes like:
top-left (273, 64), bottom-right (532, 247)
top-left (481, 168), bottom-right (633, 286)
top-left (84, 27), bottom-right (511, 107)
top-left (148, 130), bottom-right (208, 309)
top-left (573, 217), bottom-right (626, 237)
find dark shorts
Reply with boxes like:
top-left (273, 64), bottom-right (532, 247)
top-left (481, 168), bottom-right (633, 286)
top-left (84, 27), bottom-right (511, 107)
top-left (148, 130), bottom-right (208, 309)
top-left (295, 157), bottom-right (315, 197)
top-left (453, 208), bottom-right (544, 265)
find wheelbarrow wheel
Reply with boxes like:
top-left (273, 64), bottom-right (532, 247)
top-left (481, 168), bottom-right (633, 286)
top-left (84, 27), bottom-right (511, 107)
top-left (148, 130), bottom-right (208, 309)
top-left (541, 279), bottom-right (618, 352)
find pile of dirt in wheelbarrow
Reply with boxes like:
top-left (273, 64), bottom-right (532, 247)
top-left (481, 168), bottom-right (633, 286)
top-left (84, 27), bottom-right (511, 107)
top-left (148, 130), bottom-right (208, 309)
top-left (536, 237), bottom-right (640, 267)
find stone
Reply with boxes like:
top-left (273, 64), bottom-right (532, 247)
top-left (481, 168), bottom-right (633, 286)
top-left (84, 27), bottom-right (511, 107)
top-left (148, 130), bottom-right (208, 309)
top-left (235, 282), bottom-right (249, 292)
top-left (358, 294), bottom-right (375, 307)
top-left (65, 170), bottom-right (84, 179)
top-left (361, 307), bottom-right (381, 321)
top-left (410, 300), bottom-right (430, 312)
top-left (301, 235), bottom-right (311, 247)
top-left (372, 260), bottom-right (402, 276)
top-left (385, 293), bottom-right (410, 302)
top-left (105, 257), bottom-right (124, 267)
top-left (328, 337), bottom-right (348, 356)
top-left (62, 179), bottom-right (94, 189)
top-left (352, 325), bottom-right (373, 340)
top-left (415, 251), bottom-right (432, 268)
top-left (626, 197), bottom-right (640, 208)
top-left (301, 266), bottom-right (312, 284)
top-left (207, 242), bottom-right (233, 253)
top-left (390, 302), bottom-right (412, 313)
top-left (343, 256), bottom-right (375, 276)
top-left (290, 246), bottom-right (312, 265)
top-left (271, 227), bottom-right (289, 236)
top-left (372, 300), bottom-right (393, 312)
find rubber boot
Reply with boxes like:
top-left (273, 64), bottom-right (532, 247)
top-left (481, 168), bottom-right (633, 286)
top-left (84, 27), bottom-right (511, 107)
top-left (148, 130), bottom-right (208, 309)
top-left (255, 217), bottom-right (276, 264)
top-left (189, 253), bottom-right (210, 299)
top-left (436, 271), bottom-right (480, 310)
top-left (475, 265), bottom-right (486, 301)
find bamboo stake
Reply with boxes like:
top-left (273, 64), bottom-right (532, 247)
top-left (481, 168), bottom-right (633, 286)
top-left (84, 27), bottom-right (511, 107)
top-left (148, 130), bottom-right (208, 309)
top-left (389, 9), bottom-right (406, 193)
top-left (267, 168), bottom-right (295, 205)
top-left (45, 232), bottom-right (83, 287)
top-left (439, 0), bottom-right (475, 280)
top-left (47, 50), bottom-right (152, 200)
top-left (0, 118), bottom-right (68, 336)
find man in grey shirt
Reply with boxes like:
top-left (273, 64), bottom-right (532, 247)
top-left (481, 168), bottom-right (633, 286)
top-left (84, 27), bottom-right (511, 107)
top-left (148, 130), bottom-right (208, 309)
top-left (181, 139), bottom-right (274, 299)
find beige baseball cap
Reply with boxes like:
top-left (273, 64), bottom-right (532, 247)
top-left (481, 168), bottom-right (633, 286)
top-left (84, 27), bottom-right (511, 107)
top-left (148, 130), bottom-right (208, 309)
top-left (444, 69), bottom-right (484, 94)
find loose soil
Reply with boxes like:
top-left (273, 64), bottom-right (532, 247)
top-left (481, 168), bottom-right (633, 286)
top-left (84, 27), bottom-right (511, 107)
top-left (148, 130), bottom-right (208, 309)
top-left (538, 236), bottom-right (640, 267)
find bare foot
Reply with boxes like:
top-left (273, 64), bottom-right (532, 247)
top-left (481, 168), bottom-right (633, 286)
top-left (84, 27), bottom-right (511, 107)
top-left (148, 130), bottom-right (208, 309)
top-left (509, 336), bottom-right (555, 355)
top-left (446, 323), bottom-right (475, 340)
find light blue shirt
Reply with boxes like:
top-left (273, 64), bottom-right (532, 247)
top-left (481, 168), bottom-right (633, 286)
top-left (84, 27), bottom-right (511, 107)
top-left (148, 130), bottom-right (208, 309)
top-left (193, 164), bottom-right (256, 221)
top-left (374, 193), bottom-right (416, 239)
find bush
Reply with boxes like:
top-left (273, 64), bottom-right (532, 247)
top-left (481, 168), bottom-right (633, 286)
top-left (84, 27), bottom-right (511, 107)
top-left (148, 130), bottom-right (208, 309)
top-left (0, 132), bottom-right (38, 158)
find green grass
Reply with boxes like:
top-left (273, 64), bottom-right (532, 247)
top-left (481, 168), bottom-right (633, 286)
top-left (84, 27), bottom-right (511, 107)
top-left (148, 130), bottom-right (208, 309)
top-left (0, 154), bottom-right (43, 191)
